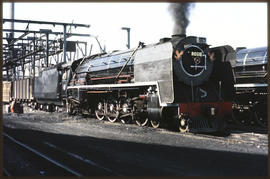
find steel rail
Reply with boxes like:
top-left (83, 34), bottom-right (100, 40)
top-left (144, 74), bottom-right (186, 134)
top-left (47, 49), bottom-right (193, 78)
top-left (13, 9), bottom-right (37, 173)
top-left (3, 132), bottom-right (83, 177)
top-left (3, 168), bottom-right (12, 176)
top-left (43, 141), bottom-right (122, 176)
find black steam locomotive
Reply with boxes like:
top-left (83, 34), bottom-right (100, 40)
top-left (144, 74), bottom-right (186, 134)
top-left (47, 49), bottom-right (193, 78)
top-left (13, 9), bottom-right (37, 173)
top-left (66, 34), bottom-right (235, 133)
top-left (5, 34), bottom-right (236, 133)
top-left (232, 47), bottom-right (268, 128)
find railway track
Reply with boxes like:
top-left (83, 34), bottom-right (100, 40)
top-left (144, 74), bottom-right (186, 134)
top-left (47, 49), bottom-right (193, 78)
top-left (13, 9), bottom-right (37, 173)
top-left (4, 108), bottom-right (267, 148)
top-left (3, 168), bottom-right (12, 176)
top-left (3, 132), bottom-right (122, 176)
top-left (3, 113), bottom-right (267, 176)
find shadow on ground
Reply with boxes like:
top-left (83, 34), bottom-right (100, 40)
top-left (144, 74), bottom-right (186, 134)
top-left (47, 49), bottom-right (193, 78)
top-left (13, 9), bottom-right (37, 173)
top-left (3, 126), bottom-right (268, 176)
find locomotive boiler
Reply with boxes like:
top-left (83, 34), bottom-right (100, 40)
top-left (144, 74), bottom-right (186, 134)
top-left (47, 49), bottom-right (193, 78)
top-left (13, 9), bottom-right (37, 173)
top-left (66, 34), bottom-right (235, 133)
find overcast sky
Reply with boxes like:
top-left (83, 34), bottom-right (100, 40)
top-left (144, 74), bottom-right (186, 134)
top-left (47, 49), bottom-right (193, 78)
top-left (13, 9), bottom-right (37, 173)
top-left (3, 2), bottom-right (268, 54)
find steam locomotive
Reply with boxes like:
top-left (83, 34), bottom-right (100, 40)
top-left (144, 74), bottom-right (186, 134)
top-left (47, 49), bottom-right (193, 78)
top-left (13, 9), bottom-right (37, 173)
top-left (66, 34), bottom-right (235, 133)
top-left (4, 34), bottom-right (235, 133)
top-left (232, 47), bottom-right (267, 128)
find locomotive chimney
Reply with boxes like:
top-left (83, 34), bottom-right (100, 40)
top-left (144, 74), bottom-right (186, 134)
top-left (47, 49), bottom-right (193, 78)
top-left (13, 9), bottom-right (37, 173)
top-left (172, 34), bottom-right (186, 39)
top-left (171, 34), bottom-right (186, 47)
top-left (159, 34), bottom-right (186, 44)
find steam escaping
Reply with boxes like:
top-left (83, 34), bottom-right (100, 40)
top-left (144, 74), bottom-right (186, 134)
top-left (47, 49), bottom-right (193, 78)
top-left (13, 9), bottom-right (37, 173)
top-left (168, 3), bottom-right (195, 35)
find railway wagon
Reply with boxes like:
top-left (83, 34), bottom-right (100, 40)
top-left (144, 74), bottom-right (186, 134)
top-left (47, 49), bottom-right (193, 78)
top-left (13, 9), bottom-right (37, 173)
top-left (3, 81), bottom-right (12, 104)
top-left (9, 62), bottom-right (71, 112)
top-left (67, 34), bottom-right (235, 133)
top-left (8, 78), bottom-right (34, 113)
top-left (11, 78), bottom-right (34, 102)
top-left (232, 47), bottom-right (268, 127)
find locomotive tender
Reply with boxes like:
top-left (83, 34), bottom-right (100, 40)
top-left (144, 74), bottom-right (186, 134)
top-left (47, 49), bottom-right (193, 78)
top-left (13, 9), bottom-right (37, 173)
top-left (6, 62), bottom-right (71, 113)
top-left (66, 34), bottom-right (235, 133)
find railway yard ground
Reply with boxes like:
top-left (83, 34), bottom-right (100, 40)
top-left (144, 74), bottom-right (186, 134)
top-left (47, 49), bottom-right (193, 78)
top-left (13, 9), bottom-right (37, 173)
top-left (2, 105), bottom-right (268, 176)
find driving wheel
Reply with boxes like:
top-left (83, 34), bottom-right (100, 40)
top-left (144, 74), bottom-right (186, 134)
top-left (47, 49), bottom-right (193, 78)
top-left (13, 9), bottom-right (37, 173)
top-left (95, 102), bottom-right (105, 120)
top-left (107, 103), bottom-right (119, 123)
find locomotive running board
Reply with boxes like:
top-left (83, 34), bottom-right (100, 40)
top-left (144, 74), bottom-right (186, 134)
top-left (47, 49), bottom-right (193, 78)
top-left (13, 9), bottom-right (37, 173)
top-left (67, 81), bottom-right (158, 89)
top-left (67, 81), bottom-right (176, 107)
top-left (234, 83), bottom-right (267, 88)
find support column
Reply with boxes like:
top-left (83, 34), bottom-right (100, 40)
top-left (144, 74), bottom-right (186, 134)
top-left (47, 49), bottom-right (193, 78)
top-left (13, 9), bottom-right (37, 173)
top-left (7, 67), bottom-right (9, 81)
top-left (22, 59), bottom-right (25, 79)
top-left (10, 2), bottom-right (15, 39)
top-left (63, 25), bottom-right (67, 63)
top-left (46, 32), bottom-right (49, 67)
top-left (121, 27), bottom-right (130, 49)
top-left (85, 42), bottom-right (87, 56)
top-left (32, 34), bottom-right (36, 78)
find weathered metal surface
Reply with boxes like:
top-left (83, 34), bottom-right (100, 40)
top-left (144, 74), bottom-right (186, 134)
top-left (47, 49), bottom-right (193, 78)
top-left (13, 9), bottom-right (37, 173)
top-left (134, 42), bottom-right (174, 103)
top-left (34, 68), bottom-right (60, 100)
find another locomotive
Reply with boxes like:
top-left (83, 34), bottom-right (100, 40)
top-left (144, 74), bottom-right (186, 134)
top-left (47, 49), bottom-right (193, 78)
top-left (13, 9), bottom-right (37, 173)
top-left (67, 34), bottom-right (235, 133)
top-left (232, 47), bottom-right (268, 128)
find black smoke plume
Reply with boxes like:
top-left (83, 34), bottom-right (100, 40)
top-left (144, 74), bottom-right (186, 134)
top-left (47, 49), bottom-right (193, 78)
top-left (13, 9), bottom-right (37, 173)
top-left (169, 3), bottom-right (195, 35)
